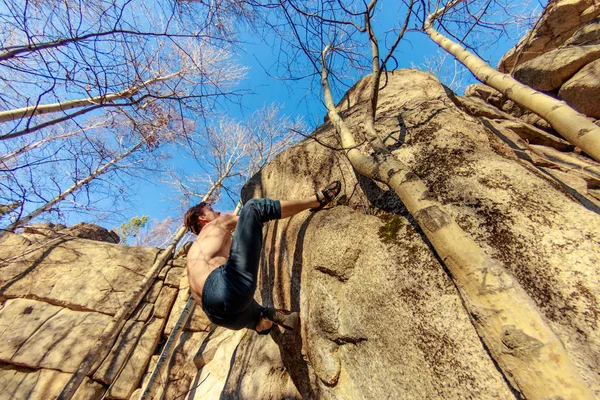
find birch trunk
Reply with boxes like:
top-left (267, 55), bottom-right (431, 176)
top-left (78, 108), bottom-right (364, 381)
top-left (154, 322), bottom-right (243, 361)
top-left (424, 0), bottom-right (600, 163)
top-left (320, 47), bottom-right (593, 399)
top-left (0, 72), bottom-right (176, 124)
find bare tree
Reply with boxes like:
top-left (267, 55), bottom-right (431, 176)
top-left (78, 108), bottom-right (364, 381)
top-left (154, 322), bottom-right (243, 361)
top-left (424, 0), bottom-right (600, 163)
top-left (164, 103), bottom-right (301, 209)
top-left (247, 1), bottom-right (594, 397)
top-left (0, 0), bottom-right (258, 231)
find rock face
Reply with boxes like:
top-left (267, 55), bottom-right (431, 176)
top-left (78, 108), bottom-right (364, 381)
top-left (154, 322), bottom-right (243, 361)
top-left (496, 0), bottom-right (600, 122)
top-left (498, 0), bottom-right (600, 72)
top-left (2, 1), bottom-right (600, 398)
top-left (558, 58), bottom-right (600, 117)
top-left (236, 69), bottom-right (600, 398)
top-left (0, 231), bottom-right (189, 400)
top-left (512, 44), bottom-right (600, 91)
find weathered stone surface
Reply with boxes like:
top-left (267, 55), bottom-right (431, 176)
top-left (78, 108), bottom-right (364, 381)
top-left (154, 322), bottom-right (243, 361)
top-left (61, 222), bottom-right (120, 244)
top-left (464, 83), bottom-right (505, 107)
top-left (499, 0), bottom-right (600, 72)
top-left (94, 320), bottom-right (145, 384)
top-left (160, 331), bottom-right (207, 400)
top-left (164, 286), bottom-right (210, 335)
top-left (513, 44), bottom-right (600, 91)
top-left (0, 232), bottom-right (31, 262)
top-left (221, 331), bottom-right (301, 399)
top-left (0, 237), bottom-right (161, 315)
top-left (519, 112), bottom-right (553, 131)
top-left (130, 301), bottom-right (153, 322)
top-left (0, 364), bottom-right (104, 400)
top-left (452, 95), bottom-right (509, 120)
top-left (153, 285), bottom-right (178, 319)
top-left (172, 257), bottom-right (187, 268)
top-left (243, 69), bottom-right (600, 397)
top-left (107, 317), bottom-right (165, 400)
top-left (487, 119), bottom-right (574, 151)
top-left (164, 266), bottom-right (184, 288)
top-left (188, 328), bottom-right (246, 400)
top-left (0, 298), bottom-right (112, 372)
top-left (565, 16), bottom-right (600, 46)
top-left (558, 58), bottom-right (600, 117)
top-left (20, 222), bottom-right (119, 244)
top-left (144, 280), bottom-right (163, 303)
top-left (174, 241), bottom-right (193, 259)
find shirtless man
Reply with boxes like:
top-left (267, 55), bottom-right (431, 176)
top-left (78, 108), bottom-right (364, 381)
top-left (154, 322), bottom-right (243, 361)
top-left (184, 182), bottom-right (341, 334)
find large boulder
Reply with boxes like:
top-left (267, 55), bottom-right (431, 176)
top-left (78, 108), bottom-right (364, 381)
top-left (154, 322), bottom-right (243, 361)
top-left (499, 0), bottom-right (600, 72)
top-left (564, 16), bottom-right (600, 46)
top-left (0, 235), bottom-right (161, 315)
top-left (558, 58), bottom-right (600, 117)
top-left (512, 44), bottom-right (600, 91)
top-left (238, 69), bottom-right (600, 398)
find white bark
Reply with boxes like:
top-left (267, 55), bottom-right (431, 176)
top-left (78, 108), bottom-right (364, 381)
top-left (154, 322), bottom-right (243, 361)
top-left (0, 72), bottom-right (177, 124)
top-left (424, 0), bottom-right (600, 163)
top-left (321, 45), bottom-right (594, 399)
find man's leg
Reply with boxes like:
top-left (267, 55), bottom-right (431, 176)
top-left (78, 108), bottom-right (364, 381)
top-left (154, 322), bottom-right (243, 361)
top-left (279, 196), bottom-right (321, 219)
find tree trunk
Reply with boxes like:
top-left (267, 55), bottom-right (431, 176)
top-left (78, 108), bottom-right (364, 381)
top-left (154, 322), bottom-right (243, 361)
top-left (424, 0), bottom-right (600, 163)
top-left (0, 73), bottom-right (176, 124)
top-left (320, 47), bottom-right (594, 399)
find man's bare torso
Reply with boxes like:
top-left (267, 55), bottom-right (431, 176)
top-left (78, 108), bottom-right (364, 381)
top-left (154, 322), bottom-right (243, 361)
top-left (186, 215), bottom-right (238, 304)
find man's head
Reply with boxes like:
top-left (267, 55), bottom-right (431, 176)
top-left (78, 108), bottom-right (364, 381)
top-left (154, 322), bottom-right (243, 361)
top-left (184, 202), bottom-right (221, 235)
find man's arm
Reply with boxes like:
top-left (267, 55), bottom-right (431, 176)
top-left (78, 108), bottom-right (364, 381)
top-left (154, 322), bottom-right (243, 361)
top-left (219, 214), bottom-right (238, 231)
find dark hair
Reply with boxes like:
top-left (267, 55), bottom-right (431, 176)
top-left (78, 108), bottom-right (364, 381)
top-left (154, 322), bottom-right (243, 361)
top-left (184, 202), bottom-right (207, 235)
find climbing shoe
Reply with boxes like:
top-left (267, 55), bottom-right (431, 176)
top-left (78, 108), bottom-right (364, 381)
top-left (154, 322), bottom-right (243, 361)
top-left (310, 180), bottom-right (342, 212)
top-left (263, 308), bottom-right (300, 330)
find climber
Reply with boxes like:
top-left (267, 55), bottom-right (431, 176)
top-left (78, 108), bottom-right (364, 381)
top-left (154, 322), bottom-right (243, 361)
top-left (184, 181), bottom-right (341, 334)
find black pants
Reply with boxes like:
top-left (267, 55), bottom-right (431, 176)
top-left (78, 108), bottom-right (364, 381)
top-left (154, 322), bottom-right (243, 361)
top-left (201, 198), bottom-right (281, 330)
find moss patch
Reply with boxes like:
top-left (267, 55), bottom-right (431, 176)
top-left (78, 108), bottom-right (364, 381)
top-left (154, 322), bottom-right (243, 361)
top-left (378, 214), bottom-right (403, 244)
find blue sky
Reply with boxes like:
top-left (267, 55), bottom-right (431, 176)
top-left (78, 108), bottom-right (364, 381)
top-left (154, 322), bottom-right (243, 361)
top-left (80, 1), bottom-right (543, 234)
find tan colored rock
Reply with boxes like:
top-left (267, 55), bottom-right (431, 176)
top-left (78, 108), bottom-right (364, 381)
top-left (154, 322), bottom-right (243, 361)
top-left (164, 287), bottom-right (210, 335)
top-left (194, 327), bottom-right (239, 369)
top-left (153, 285), bottom-right (178, 318)
top-left (0, 298), bottom-right (112, 372)
top-left (0, 364), bottom-right (104, 400)
top-left (171, 257), bottom-right (187, 268)
top-left (489, 119), bottom-right (574, 151)
top-left (499, 0), bottom-right (600, 72)
top-left (558, 58), bottom-right (600, 117)
top-left (94, 320), bottom-right (145, 384)
top-left (60, 222), bottom-right (120, 243)
top-left (160, 331), bottom-right (207, 400)
top-left (565, 16), bottom-right (600, 46)
top-left (464, 83), bottom-right (505, 107)
top-left (188, 328), bottom-right (246, 400)
top-left (220, 331), bottom-right (301, 399)
top-left (130, 302), bottom-right (153, 322)
top-left (107, 317), bottom-right (165, 399)
top-left (164, 266), bottom-right (184, 288)
top-left (513, 44), bottom-right (600, 91)
top-left (0, 232), bottom-right (31, 262)
top-left (519, 113), bottom-right (553, 131)
top-left (144, 280), bottom-right (163, 303)
top-left (174, 241), bottom-right (193, 259)
top-left (452, 95), bottom-right (509, 120)
top-left (242, 69), bottom-right (600, 397)
top-left (0, 237), bottom-right (161, 315)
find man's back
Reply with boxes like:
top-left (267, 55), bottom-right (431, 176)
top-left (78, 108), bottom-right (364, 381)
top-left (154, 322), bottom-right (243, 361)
top-left (186, 215), bottom-right (237, 303)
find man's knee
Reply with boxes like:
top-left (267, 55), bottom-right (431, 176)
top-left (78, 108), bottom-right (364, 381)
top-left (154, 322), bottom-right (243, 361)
top-left (243, 198), bottom-right (280, 221)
